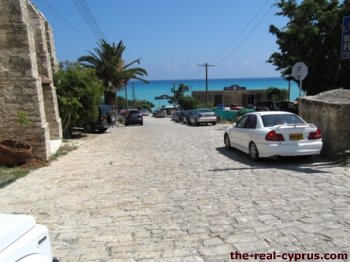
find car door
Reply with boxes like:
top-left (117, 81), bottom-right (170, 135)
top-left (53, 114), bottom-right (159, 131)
top-left (228, 115), bottom-right (248, 150)
top-left (239, 114), bottom-right (258, 153)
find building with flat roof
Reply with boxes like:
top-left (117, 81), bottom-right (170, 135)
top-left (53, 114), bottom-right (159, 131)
top-left (192, 89), bottom-right (269, 107)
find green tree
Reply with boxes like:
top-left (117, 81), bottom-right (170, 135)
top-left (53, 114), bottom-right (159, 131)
top-left (54, 62), bottom-right (104, 137)
top-left (268, 0), bottom-right (350, 95)
top-left (178, 96), bottom-right (199, 110)
top-left (116, 96), bottom-right (155, 111)
top-left (267, 87), bottom-right (288, 101)
top-left (78, 40), bottom-right (148, 107)
top-left (169, 83), bottom-right (190, 105)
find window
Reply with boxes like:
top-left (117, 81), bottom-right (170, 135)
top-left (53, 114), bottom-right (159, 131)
top-left (236, 115), bottom-right (248, 128)
top-left (245, 115), bottom-right (257, 129)
top-left (262, 114), bottom-right (305, 127)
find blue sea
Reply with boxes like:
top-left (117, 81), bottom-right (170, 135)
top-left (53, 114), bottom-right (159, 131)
top-left (118, 77), bottom-right (300, 108)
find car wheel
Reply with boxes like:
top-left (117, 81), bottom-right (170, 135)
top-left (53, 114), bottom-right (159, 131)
top-left (224, 134), bottom-right (231, 149)
top-left (249, 142), bottom-right (260, 161)
top-left (84, 123), bottom-right (95, 133)
top-left (140, 121), bottom-right (143, 126)
top-left (98, 128), bottom-right (108, 133)
top-left (195, 119), bottom-right (199, 126)
top-left (212, 122), bottom-right (216, 125)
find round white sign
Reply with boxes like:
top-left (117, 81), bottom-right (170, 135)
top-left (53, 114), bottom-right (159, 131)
top-left (292, 62), bottom-right (308, 81)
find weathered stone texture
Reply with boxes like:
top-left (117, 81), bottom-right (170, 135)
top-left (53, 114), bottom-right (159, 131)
top-left (299, 89), bottom-right (350, 157)
top-left (0, 0), bottom-right (62, 160)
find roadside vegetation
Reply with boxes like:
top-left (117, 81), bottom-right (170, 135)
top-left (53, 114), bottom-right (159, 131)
top-left (78, 40), bottom-right (148, 108)
top-left (116, 96), bottom-right (155, 112)
top-left (54, 62), bottom-right (104, 137)
top-left (269, 0), bottom-right (350, 95)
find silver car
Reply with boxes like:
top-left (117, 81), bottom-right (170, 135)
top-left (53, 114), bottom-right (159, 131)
top-left (189, 108), bottom-right (217, 126)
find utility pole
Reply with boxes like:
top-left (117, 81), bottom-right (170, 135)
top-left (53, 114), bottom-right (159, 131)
top-left (197, 62), bottom-right (215, 108)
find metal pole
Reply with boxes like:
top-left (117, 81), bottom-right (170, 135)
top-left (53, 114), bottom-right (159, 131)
top-left (288, 77), bottom-right (291, 101)
top-left (205, 63), bottom-right (208, 108)
top-left (299, 79), bottom-right (302, 98)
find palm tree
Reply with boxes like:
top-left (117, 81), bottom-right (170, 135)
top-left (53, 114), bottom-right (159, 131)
top-left (78, 40), bottom-right (148, 108)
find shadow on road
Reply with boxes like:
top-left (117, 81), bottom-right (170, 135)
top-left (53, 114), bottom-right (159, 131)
top-left (213, 147), bottom-right (334, 174)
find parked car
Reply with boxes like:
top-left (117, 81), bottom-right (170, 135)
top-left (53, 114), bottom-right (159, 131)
top-left (256, 101), bottom-right (298, 114)
top-left (174, 110), bottom-right (186, 123)
top-left (216, 104), bottom-right (225, 110)
top-left (189, 108), bottom-right (217, 126)
top-left (125, 109), bottom-right (143, 126)
top-left (171, 111), bottom-right (177, 121)
top-left (229, 104), bottom-right (243, 111)
top-left (74, 104), bottom-right (116, 134)
top-left (224, 111), bottom-right (323, 161)
top-left (153, 109), bottom-right (167, 118)
top-left (141, 109), bottom-right (150, 116)
top-left (183, 110), bottom-right (193, 125)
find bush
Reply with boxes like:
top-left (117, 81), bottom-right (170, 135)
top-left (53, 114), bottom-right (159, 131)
top-left (54, 62), bottom-right (104, 137)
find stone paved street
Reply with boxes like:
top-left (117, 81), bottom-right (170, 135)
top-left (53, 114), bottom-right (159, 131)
top-left (1, 117), bottom-right (349, 261)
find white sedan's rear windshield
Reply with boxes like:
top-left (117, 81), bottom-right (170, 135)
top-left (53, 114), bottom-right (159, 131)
top-left (262, 114), bottom-right (305, 127)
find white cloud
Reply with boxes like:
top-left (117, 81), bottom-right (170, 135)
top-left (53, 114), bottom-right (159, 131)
top-left (242, 60), bottom-right (257, 66)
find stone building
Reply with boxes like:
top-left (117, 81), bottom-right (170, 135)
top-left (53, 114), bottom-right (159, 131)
top-left (192, 89), bottom-right (269, 107)
top-left (0, 0), bottom-right (62, 160)
top-left (299, 89), bottom-right (350, 158)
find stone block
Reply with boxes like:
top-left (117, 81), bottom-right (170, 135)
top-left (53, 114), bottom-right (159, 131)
top-left (300, 89), bottom-right (350, 158)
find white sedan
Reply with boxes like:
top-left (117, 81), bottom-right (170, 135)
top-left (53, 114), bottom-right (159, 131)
top-left (224, 111), bottom-right (323, 161)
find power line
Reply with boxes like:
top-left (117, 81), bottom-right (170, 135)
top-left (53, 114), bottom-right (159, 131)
top-left (73, 0), bottom-right (108, 41)
top-left (35, 0), bottom-right (95, 43)
top-left (79, 0), bottom-right (108, 40)
top-left (215, 0), bottom-right (278, 64)
top-left (211, 0), bottom-right (272, 64)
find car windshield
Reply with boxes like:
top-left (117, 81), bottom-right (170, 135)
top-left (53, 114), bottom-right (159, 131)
top-left (129, 111), bottom-right (140, 115)
top-left (198, 109), bottom-right (212, 113)
top-left (261, 114), bottom-right (305, 127)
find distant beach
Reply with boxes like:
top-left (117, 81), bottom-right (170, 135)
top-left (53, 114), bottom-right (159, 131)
top-left (118, 77), bottom-right (300, 108)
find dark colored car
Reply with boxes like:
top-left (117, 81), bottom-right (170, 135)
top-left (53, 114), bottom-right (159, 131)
top-left (183, 110), bottom-right (193, 125)
top-left (125, 109), bottom-right (143, 126)
top-left (153, 109), bottom-right (167, 118)
top-left (82, 104), bottom-right (116, 133)
top-left (174, 110), bottom-right (186, 123)
top-left (256, 101), bottom-right (298, 114)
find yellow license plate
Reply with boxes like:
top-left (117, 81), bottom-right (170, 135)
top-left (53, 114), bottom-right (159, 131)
top-left (289, 133), bottom-right (303, 141)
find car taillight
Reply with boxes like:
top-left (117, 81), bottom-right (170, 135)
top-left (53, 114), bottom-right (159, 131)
top-left (308, 128), bottom-right (322, 139)
top-left (265, 130), bottom-right (284, 141)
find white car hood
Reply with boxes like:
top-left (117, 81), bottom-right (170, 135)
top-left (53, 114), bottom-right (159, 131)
top-left (0, 214), bottom-right (36, 252)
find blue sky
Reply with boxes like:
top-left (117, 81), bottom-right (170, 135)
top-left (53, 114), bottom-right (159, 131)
top-left (31, 0), bottom-right (288, 80)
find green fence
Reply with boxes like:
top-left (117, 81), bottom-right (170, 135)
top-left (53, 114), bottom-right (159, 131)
top-left (212, 108), bottom-right (255, 121)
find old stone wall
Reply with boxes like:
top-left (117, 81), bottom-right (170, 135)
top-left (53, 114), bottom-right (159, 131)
top-left (299, 89), bottom-right (350, 158)
top-left (0, 0), bottom-right (62, 160)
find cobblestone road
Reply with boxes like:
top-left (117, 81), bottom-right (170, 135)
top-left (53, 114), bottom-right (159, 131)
top-left (1, 117), bottom-right (349, 261)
